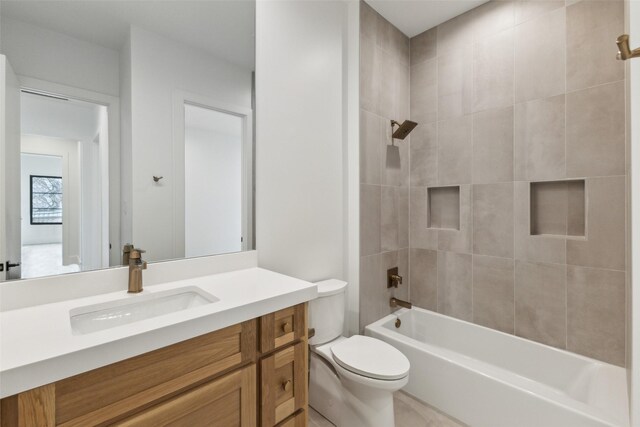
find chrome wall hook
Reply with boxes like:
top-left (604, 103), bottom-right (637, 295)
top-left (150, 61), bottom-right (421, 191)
top-left (153, 176), bottom-right (163, 182)
top-left (616, 34), bottom-right (640, 60)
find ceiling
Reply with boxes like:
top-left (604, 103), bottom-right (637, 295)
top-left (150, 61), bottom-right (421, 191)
top-left (366, 0), bottom-right (488, 38)
top-left (0, 0), bottom-right (255, 70)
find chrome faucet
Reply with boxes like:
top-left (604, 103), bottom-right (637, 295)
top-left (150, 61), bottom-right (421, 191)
top-left (390, 297), bottom-right (412, 309)
top-left (128, 248), bottom-right (147, 293)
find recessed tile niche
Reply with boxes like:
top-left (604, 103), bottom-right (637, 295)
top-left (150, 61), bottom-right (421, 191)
top-left (530, 180), bottom-right (586, 237)
top-left (428, 186), bottom-right (460, 230)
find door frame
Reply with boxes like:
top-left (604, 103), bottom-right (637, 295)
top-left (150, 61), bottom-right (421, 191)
top-left (17, 76), bottom-right (120, 269)
top-left (172, 90), bottom-right (253, 258)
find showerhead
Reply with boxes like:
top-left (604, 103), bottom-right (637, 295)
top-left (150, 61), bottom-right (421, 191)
top-left (391, 120), bottom-right (418, 140)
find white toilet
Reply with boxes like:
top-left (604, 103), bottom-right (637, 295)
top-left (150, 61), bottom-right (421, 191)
top-left (308, 279), bottom-right (410, 427)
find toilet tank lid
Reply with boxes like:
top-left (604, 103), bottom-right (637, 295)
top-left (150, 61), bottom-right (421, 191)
top-left (314, 279), bottom-right (347, 297)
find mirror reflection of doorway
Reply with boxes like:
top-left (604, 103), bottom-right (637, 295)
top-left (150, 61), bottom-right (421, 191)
top-left (19, 91), bottom-right (108, 278)
top-left (184, 104), bottom-right (244, 257)
top-left (20, 156), bottom-right (79, 277)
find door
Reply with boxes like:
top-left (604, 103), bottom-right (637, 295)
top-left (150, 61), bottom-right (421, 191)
top-left (0, 55), bottom-right (22, 281)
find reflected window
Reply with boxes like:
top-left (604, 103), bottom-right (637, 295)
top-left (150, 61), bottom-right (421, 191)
top-left (30, 175), bottom-right (62, 225)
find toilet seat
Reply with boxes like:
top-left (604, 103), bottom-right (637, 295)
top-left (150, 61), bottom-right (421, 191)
top-left (330, 335), bottom-right (410, 380)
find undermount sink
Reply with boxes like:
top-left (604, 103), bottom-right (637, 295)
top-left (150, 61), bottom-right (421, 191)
top-left (69, 287), bottom-right (219, 335)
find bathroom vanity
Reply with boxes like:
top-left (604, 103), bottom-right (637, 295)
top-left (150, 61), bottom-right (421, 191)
top-left (0, 264), bottom-right (316, 427)
top-left (1, 303), bottom-right (307, 426)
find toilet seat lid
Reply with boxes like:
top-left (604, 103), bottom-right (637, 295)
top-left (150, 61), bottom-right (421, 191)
top-left (330, 335), bottom-right (410, 380)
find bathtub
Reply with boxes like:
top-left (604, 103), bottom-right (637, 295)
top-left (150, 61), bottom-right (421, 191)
top-left (365, 307), bottom-right (630, 427)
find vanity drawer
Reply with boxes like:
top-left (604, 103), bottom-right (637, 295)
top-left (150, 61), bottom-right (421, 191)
top-left (260, 304), bottom-right (306, 354)
top-left (114, 364), bottom-right (256, 427)
top-left (55, 320), bottom-right (257, 426)
top-left (260, 342), bottom-right (307, 427)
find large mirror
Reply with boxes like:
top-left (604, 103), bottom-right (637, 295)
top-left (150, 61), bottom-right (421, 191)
top-left (0, 1), bottom-right (256, 281)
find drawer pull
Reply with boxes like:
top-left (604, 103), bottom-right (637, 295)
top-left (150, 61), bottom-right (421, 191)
top-left (282, 380), bottom-right (292, 392)
top-left (281, 322), bottom-right (293, 334)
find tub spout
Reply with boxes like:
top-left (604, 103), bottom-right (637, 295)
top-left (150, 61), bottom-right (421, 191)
top-left (390, 297), bottom-right (412, 309)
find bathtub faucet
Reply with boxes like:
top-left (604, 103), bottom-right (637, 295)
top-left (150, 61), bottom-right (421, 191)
top-left (390, 297), bottom-right (412, 309)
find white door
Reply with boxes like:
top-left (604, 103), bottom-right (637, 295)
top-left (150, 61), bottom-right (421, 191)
top-left (0, 55), bottom-right (22, 280)
top-left (184, 104), bottom-right (244, 257)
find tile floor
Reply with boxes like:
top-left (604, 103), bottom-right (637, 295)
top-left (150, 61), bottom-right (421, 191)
top-left (309, 391), bottom-right (465, 427)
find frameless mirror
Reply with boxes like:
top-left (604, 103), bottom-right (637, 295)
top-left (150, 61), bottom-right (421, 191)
top-left (0, 1), bottom-right (256, 281)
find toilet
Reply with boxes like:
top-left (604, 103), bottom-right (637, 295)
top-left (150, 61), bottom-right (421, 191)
top-left (308, 279), bottom-right (410, 427)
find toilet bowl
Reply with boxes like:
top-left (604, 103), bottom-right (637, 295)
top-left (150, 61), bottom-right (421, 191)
top-left (308, 280), bottom-right (410, 427)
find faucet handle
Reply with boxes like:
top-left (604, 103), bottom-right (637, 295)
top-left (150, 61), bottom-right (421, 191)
top-left (129, 248), bottom-right (146, 260)
top-left (387, 267), bottom-right (403, 288)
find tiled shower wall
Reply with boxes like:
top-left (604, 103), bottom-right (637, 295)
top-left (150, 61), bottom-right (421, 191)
top-left (360, 0), bottom-right (628, 366)
top-left (359, 3), bottom-right (410, 329)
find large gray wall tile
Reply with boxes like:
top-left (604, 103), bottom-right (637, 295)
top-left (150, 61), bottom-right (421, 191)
top-left (515, 260), bottom-right (567, 348)
top-left (438, 53), bottom-right (473, 120)
top-left (437, 251), bottom-right (473, 320)
top-left (409, 248), bottom-right (438, 310)
top-left (567, 265), bottom-right (625, 366)
top-left (473, 183), bottom-right (514, 257)
top-left (567, 0), bottom-right (624, 91)
top-left (410, 59), bottom-right (438, 125)
top-left (515, 7), bottom-right (565, 102)
top-left (566, 81), bottom-right (625, 177)
top-left (473, 255), bottom-right (515, 333)
top-left (438, 116), bottom-right (473, 184)
top-left (360, 109), bottom-right (381, 185)
top-left (473, 106), bottom-right (514, 184)
top-left (515, 0), bottom-right (564, 24)
top-left (410, 122), bottom-right (438, 187)
top-left (567, 176), bottom-right (626, 271)
top-left (515, 95), bottom-right (566, 180)
top-left (411, 27), bottom-right (437, 66)
top-left (361, 184), bottom-right (381, 256)
top-left (473, 29), bottom-right (514, 112)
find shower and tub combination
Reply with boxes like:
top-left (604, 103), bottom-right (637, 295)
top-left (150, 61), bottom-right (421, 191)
top-left (358, 0), bottom-right (632, 425)
top-left (366, 307), bottom-right (629, 427)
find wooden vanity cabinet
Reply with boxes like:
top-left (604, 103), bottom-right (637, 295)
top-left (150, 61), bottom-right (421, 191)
top-left (0, 303), bottom-right (308, 427)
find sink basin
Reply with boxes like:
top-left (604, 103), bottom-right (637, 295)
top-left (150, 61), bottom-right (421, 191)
top-left (70, 287), bottom-right (219, 335)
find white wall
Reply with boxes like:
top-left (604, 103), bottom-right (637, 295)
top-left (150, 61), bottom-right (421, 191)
top-left (119, 32), bottom-right (133, 253)
top-left (80, 136), bottom-right (101, 271)
top-left (20, 154), bottom-right (62, 245)
top-left (256, 3), bottom-right (347, 282)
top-left (127, 26), bottom-right (252, 262)
top-left (0, 17), bottom-right (120, 97)
top-left (256, 0), bottom-right (360, 335)
top-left (185, 113), bottom-right (242, 257)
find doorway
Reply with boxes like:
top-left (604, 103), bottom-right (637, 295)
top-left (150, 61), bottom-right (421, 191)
top-left (19, 91), bottom-right (109, 278)
top-left (184, 104), bottom-right (244, 257)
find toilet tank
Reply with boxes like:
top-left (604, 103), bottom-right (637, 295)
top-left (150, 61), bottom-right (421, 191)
top-left (309, 279), bottom-right (348, 345)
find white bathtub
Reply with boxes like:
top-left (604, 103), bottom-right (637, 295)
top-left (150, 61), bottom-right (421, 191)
top-left (365, 307), bottom-right (630, 427)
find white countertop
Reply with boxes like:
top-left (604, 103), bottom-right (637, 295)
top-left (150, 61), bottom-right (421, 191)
top-left (0, 267), bottom-right (317, 398)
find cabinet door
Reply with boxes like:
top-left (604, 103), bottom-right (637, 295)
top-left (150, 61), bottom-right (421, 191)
top-left (114, 365), bottom-right (256, 427)
top-left (260, 342), bottom-right (307, 427)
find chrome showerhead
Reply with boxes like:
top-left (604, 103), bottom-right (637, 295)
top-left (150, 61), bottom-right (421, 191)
top-left (391, 120), bottom-right (418, 140)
